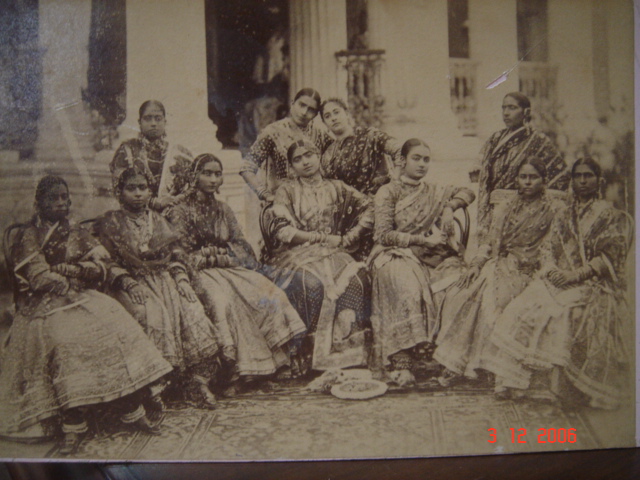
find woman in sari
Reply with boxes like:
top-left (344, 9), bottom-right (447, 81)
top-left (110, 100), bottom-right (193, 212)
top-left (0, 176), bottom-right (172, 454)
top-left (266, 140), bottom-right (374, 375)
top-left (472, 92), bottom-right (568, 241)
top-left (368, 139), bottom-right (475, 378)
top-left (319, 98), bottom-right (400, 196)
top-left (95, 168), bottom-right (224, 409)
top-left (434, 158), bottom-right (562, 387)
top-left (167, 154), bottom-right (306, 391)
top-left (485, 158), bottom-right (634, 409)
top-left (240, 88), bottom-right (333, 202)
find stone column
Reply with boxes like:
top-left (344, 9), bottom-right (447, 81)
top-left (468, 0), bottom-right (520, 140)
top-left (123, 0), bottom-right (221, 156)
top-left (367, 0), bottom-right (465, 161)
top-left (547, 0), bottom-right (597, 145)
top-left (36, 0), bottom-right (94, 168)
top-left (289, 0), bottom-right (348, 101)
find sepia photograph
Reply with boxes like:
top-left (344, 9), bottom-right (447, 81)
top-left (0, 0), bottom-right (635, 463)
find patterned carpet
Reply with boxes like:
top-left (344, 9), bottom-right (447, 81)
top-left (40, 389), bottom-right (610, 461)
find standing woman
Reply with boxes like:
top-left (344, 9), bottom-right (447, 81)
top-left (319, 98), bottom-right (400, 196)
top-left (486, 158), bottom-right (634, 409)
top-left (0, 176), bottom-right (172, 454)
top-left (240, 88), bottom-right (333, 203)
top-left (473, 92), bottom-right (568, 240)
top-left (167, 154), bottom-right (306, 390)
top-left (95, 168), bottom-right (225, 409)
top-left (266, 140), bottom-right (374, 374)
top-left (110, 100), bottom-right (193, 212)
top-left (434, 158), bottom-right (562, 387)
top-left (369, 139), bottom-right (475, 377)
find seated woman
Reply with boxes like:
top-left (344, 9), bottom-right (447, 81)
top-left (167, 154), bottom-right (306, 391)
top-left (0, 176), bottom-right (172, 455)
top-left (434, 157), bottom-right (562, 387)
top-left (110, 100), bottom-right (193, 212)
top-left (319, 98), bottom-right (401, 260)
top-left (266, 140), bottom-right (374, 375)
top-left (95, 168), bottom-right (225, 409)
top-left (369, 139), bottom-right (475, 379)
top-left (485, 158), bottom-right (634, 409)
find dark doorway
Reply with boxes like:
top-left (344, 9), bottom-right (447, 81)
top-left (205, 0), bottom-right (289, 153)
top-left (0, 0), bottom-right (41, 160)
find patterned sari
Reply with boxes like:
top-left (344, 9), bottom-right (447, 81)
top-left (110, 134), bottom-right (193, 201)
top-left (0, 217), bottom-right (171, 436)
top-left (167, 192), bottom-right (306, 377)
top-left (477, 126), bottom-right (568, 241)
top-left (321, 126), bottom-right (400, 196)
top-left (267, 177), bottom-right (374, 370)
top-left (434, 192), bottom-right (561, 378)
top-left (240, 117), bottom-right (333, 195)
top-left (95, 209), bottom-right (222, 371)
top-left (487, 198), bottom-right (634, 409)
top-left (368, 177), bottom-right (475, 369)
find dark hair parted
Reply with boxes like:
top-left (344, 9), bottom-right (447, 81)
top-left (504, 92), bottom-right (531, 110)
top-left (518, 156), bottom-right (547, 181)
top-left (400, 138), bottom-right (430, 158)
top-left (192, 153), bottom-right (224, 175)
top-left (571, 156), bottom-right (602, 178)
top-left (35, 175), bottom-right (69, 207)
top-left (319, 97), bottom-right (349, 118)
top-left (115, 167), bottom-right (152, 194)
top-left (138, 100), bottom-right (166, 120)
top-left (286, 140), bottom-right (319, 165)
top-left (293, 88), bottom-right (322, 107)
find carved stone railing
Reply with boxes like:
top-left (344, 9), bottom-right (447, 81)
top-left (518, 61), bottom-right (559, 135)
top-left (335, 49), bottom-right (385, 128)
top-left (449, 58), bottom-right (479, 136)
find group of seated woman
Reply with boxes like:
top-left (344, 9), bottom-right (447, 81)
top-left (0, 91), bottom-right (633, 455)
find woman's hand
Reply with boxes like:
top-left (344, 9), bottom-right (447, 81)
top-left (422, 228), bottom-right (447, 247)
top-left (126, 283), bottom-right (146, 305)
top-left (440, 207), bottom-right (455, 237)
top-left (325, 235), bottom-right (342, 248)
top-left (176, 279), bottom-right (198, 303)
top-left (455, 265), bottom-right (481, 289)
top-left (51, 263), bottom-right (81, 278)
top-left (152, 196), bottom-right (177, 211)
top-left (49, 275), bottom-right (70, 296)
top-left (547, 269), bottom-right (579, 289)
top-left (261, 192), bottom-right (275, 205)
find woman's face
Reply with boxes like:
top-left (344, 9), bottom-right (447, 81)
top-left (322, 102), bottom-right (350, 136)
top-left (120, 174), bottom-right (151, 211)
top-left (39, 184), bottom-right (70, 221)
top-left (403, 145), bottom-right (431, 181)
top-left (572, 164), bottom-right (599, 199)
top-left (290, 147), bottom-right (321, 178)
top-left (139, 104), bottom-right (166, 140)
top-left (517, 164), bottom-right (544, 199)
top-left (290, 95), bottom-right (319, 128)
top-left (502, 96), bottom-right (527, 130)
top-left (196, 161), bottom-right (224, 194)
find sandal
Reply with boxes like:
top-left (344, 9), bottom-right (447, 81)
top-left (134, 413), bottom-right (164, 435)
top-left (437, 368), bottom-right (462, 387)
top-left (59, 431), bottom-right (84, 455)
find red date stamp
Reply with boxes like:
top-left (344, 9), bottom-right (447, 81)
top-left (487, 428), bottom-right (577, 444)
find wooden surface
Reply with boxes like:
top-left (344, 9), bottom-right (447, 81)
top-left (4, 448), bottom-right (640, 479)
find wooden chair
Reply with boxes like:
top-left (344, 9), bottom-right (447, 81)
top-left (3, 222), bottom-right (27, 303)
top-left (259, 203), bottom-right (472, 259)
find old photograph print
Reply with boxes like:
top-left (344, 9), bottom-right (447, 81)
top-left (0, 0), bottom-right (635, 461)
